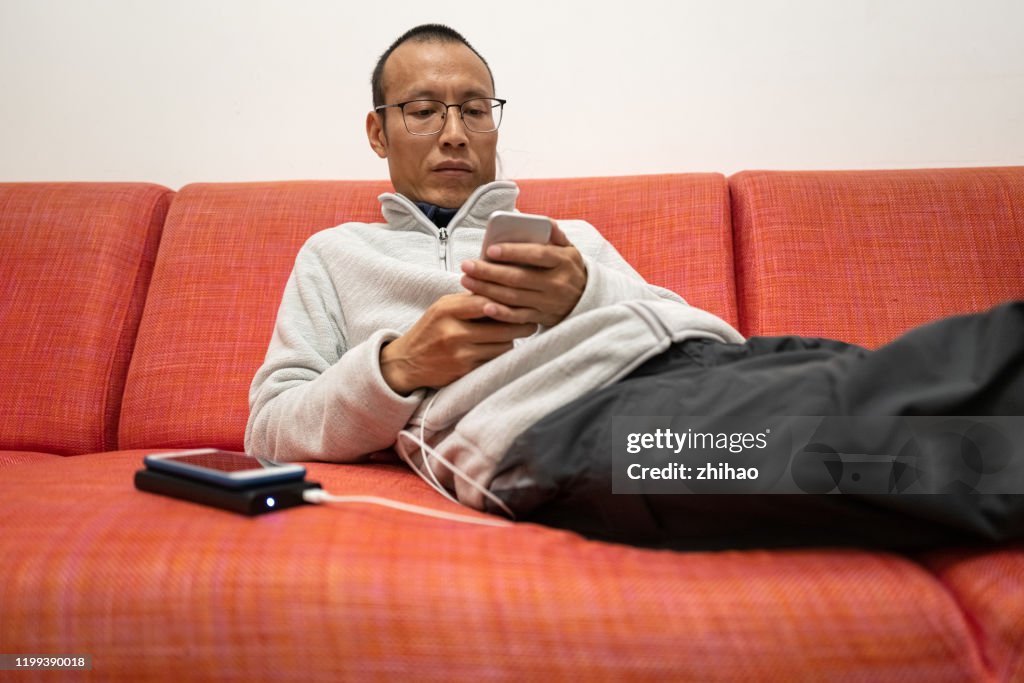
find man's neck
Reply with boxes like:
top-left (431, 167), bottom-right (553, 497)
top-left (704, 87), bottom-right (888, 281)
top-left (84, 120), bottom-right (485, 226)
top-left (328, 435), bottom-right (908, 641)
top-left (415, 201), bottom-right (459, 228)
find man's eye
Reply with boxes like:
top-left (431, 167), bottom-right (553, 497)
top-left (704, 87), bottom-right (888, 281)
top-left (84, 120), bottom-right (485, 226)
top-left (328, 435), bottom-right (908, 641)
top-left (463, 101), bottom-right (493, 117)
top-left (408, 108), bottom-right (438, 119)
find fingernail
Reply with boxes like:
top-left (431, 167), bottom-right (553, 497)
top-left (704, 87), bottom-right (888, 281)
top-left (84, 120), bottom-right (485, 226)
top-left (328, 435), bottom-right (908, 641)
top-left (462, 260), bottom-right (475, 273)
top-left (488, 245), bottom-right (501, 259)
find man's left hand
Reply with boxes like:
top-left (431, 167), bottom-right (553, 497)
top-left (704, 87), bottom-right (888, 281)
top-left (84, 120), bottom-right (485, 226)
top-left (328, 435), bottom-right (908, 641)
top-left (459, 222), bottom-right (587, 327)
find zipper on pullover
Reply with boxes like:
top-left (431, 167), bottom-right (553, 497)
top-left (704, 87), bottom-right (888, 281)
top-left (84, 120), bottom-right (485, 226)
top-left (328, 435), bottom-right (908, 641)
top-left (438, 226), bottom-right (449, 269)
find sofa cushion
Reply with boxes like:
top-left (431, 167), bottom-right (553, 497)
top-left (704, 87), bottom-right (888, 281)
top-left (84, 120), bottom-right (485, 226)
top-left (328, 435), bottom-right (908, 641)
top-left (0, 183), bottom-right (171, 454)
top-left (731, 167), bottom-right (1024, 347)
top-left (923, 548), bottom-right (1024, 682)
top-left (0, 450), bottom-right (994, 681)
top-left (118, 181), bottom-right (393, 450)
top-left (0, 451), bottom-right (64, 467)
top-left (119, 175), bottom-right (736, 451)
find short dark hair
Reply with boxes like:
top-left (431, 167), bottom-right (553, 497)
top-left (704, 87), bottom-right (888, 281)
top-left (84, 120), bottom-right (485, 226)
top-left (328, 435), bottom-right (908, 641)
top-left (371, 24), bottom-right (494, 108)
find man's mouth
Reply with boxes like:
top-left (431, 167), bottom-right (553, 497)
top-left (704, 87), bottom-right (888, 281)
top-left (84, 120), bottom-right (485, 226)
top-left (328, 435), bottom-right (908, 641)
top-left (433, 162), bottom-right (473, 175)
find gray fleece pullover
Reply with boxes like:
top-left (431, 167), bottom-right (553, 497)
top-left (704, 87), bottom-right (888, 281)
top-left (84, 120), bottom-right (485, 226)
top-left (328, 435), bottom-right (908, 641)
top-left (246, 180), bottom-right (743, 505)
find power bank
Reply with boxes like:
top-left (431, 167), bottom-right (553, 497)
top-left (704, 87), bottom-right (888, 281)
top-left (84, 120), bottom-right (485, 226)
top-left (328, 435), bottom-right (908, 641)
top-left (134, 468), bottom-right (321, 516)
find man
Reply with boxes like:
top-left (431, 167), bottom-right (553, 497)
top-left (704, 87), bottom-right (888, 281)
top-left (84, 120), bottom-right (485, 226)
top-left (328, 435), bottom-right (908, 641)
top-left (248, 24), bottom-right (1023, 549)
top-left (363, 24), bottom-right (586, 395)
top-left (245, 24), bottom-right (697, 464)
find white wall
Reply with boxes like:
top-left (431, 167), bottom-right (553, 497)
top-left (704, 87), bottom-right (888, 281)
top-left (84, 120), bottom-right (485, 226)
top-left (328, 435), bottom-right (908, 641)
top-left (1, 0), bottom-right (1022, 189)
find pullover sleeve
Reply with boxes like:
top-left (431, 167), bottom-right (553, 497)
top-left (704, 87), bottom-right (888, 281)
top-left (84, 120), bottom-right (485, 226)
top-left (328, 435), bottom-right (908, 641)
top-left (245, 244), bottom-right (424, 463)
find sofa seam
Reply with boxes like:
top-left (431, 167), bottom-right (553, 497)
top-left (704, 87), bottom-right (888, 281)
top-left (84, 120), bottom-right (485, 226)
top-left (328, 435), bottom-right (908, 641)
top-left (729, 172), bottom-right (753, 336)
top-left (100, 186), bottom-right (171, 452)
top-left (724, 174), bottom-right (742, 334)
top-left (913, 556), bottom-right (1000, 682)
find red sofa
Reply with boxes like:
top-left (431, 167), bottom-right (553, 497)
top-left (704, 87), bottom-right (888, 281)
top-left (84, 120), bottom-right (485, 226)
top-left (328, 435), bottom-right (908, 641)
top-left (1, 168), bottom-right (1022, 681)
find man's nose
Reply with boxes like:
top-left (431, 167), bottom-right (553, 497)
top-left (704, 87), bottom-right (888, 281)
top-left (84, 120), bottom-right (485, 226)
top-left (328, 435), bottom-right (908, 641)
top-left (438, 105), bottom-right (468, 146)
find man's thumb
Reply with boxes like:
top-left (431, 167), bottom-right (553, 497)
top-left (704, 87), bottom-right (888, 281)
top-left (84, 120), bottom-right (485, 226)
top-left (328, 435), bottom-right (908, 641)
top-left (549, 221), bottom-right (572, 246)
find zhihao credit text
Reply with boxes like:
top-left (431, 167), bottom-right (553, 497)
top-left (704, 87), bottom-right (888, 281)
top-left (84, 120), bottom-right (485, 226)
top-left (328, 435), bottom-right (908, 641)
top-left (627, 462), bottom-right (759, 480)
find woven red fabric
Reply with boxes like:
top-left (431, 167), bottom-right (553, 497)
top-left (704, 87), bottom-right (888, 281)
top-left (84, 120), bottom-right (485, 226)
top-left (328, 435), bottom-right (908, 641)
top-left (118, 181), bottom-right (392, 451)
top-left (0, 451), bottom-right (990, 681)
top-left (0, 183), bottom-right (171, 454)
top-left (731, 168), bottom-right (1024, 347)
top-left (518, 174), bottom-right (737, 326)
top-left (0, 450), bottom-right (64, 467)
top-left (923, 549), bottom-right (1024, 683)
top-left (118, 176), bottom-right (735, 451)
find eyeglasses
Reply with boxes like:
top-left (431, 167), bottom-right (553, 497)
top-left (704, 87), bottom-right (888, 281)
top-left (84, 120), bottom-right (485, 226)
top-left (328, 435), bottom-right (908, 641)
top-left (374, 98), bottom-right (506, 135)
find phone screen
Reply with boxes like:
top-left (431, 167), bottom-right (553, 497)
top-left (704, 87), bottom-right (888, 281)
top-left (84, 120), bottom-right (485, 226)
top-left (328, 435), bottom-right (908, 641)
top-left (145, 450), bottom-right (306, 488)
top-left (167, 451), bottom-right (264, 472)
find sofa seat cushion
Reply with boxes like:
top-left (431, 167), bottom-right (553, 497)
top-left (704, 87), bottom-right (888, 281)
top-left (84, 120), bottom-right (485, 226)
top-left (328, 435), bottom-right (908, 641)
top-left (0, 450), bottom-right (993, 681)
top-left (0, 450), bottom-right (65, 467)
top-left (922, 548), bottom-right (1024, 682)
top-left (0, 183), bottom-right (171, 454)
top-left (730, 167), bottom-right (1024, 347)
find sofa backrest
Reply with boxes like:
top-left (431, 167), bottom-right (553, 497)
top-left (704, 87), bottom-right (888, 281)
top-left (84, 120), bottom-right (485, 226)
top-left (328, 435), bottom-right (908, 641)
top-left (117, 181), bottom-right (392, 451)
top-left (730, 167), bottom-right (1024, 347)
top-left (517, 174), bottom-right (737, 326)
top-left (118, 175), bottom-right (736, 451)
top-left (0, 183), bottom-right (171, 455)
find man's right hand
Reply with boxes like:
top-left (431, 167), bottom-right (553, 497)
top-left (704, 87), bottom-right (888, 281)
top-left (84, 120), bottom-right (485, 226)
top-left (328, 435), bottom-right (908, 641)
top-left (379, 292), bottom-right (537, 396)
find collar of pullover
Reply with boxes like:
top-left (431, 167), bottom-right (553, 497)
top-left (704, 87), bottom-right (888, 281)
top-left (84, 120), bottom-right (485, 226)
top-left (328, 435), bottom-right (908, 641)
top-left (378, 180), bottom-right (519, 232)
top-left (414, 202), bottom-right (459, 228)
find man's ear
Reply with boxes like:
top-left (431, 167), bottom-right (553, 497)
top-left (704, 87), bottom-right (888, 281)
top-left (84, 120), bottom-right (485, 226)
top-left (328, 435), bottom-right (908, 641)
top-left (366, 111), bottom-right (388, 159)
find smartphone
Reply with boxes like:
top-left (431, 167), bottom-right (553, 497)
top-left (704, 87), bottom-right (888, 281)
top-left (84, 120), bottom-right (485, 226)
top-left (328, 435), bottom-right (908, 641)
top-left (481, 210), bottom-right (552, 259)
top-left (143, 449), bottom-right (306, 489)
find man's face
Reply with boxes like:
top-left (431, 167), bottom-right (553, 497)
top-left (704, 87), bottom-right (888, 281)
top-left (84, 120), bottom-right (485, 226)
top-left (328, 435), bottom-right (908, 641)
top-left (367, 40), bottom-right (498, 209)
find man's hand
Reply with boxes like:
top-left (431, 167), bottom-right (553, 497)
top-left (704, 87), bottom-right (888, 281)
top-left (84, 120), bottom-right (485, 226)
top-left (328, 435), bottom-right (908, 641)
top-left (379, 293), bottom-right (537, 395)
top-left (459, 222), bottom-right (587, 327)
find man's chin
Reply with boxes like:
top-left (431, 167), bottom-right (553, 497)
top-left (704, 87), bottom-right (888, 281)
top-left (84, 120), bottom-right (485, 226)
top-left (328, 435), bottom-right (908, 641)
top-left (399, 172), bottom-right (495, 209)
top-left (427, 171), bottom-right (500, 208)
top-left (422, 186), bottom-right (477, 210)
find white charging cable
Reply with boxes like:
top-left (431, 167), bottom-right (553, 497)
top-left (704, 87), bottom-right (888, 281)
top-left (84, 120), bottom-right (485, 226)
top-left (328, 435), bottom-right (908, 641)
top-left (301, 390), bottom-right (516, 526)
top-left (301, 488), bottom-right (511, 527)
top-left (395, 391), bottom-right (517, 519)
top-left (406, 391), bottom-right (461, 506)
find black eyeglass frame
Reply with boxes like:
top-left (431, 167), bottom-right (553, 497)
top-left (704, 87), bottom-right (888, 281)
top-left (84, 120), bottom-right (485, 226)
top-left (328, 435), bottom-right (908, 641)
top-left (373, 98), bottom-right (507, 135)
